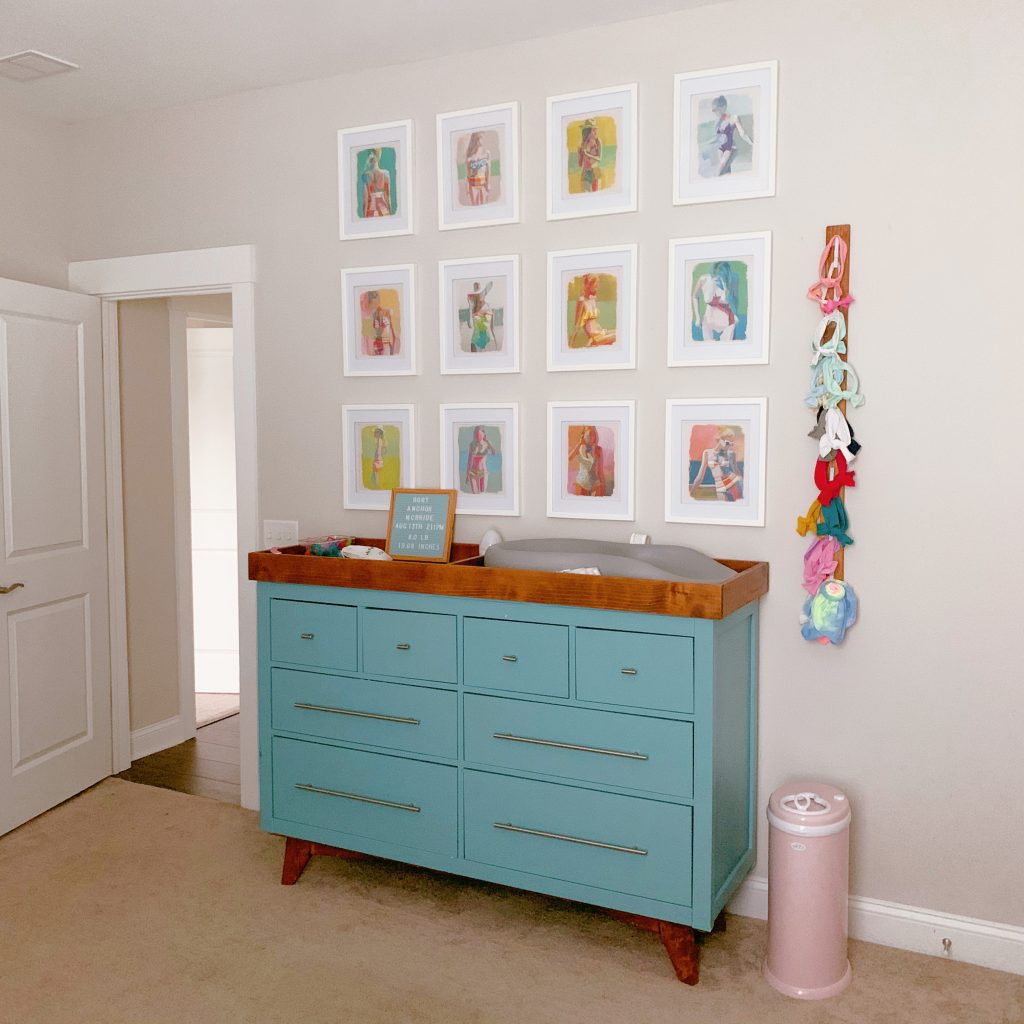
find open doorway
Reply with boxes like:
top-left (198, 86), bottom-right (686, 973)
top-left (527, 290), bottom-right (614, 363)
top-left (178, 306), bottom-right (240, 729)
top-left (68, 245), bottom-right (259, 810)
top-left (114, 293), bottom-right (241, 803)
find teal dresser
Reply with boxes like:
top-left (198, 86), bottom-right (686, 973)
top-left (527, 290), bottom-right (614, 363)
top-left (252, 547), bottom-right (766, 984)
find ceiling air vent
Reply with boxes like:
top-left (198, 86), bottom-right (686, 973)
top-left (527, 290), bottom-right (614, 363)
top-left (0, 50), bottom-right (79, 82)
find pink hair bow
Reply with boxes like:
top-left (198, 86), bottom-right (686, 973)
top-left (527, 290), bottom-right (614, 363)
top-left (807, 235), bottom-right (856, 313)
top-left (802, 536), bottom-right (840, 595)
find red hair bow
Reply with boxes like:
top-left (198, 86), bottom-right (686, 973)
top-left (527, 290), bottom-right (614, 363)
top-left (814, 452), bottom-right (856, 506)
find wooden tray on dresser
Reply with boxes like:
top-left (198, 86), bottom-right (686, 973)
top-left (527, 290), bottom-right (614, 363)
top-left (249, 539), bottom-right (768, 620)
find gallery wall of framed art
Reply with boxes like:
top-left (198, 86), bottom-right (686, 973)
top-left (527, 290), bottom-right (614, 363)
top-left (334, 57), bottom-right (779, 532)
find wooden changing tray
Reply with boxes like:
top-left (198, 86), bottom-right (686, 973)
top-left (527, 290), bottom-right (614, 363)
top-left (248, 540), bottom-right (768, 620)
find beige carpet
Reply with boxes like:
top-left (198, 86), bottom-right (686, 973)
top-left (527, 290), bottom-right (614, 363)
top-left (0, 780), bottom-right (1020, 1024)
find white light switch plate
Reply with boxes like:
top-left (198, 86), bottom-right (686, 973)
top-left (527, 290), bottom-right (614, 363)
top-left (263, 519), bottom-right (299, 548)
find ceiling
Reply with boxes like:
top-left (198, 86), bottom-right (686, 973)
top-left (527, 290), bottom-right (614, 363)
top-left (1, 0), bottom-right (717, 123)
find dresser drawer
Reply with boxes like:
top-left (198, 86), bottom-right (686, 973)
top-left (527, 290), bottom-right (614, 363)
top-left (271, 669), bottom-right (457, 757)
top-left (270, 599), bottom-right (357, 672)
top-left (464, 694), bottom-right (692, 798)
top-left (464, 771), bottom-right (692, 905)
top-left (576, 629), bottom-right (695, 714)
top-left (464, 618), bottom-right (569, 698)
top-left (363, 608), bottom-right (457, 684)
top-left (271, 737), bottom-right (457, 856)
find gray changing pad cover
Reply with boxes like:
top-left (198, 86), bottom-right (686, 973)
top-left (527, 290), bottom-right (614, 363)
top-left (483, 538), bottom-right (736, 583)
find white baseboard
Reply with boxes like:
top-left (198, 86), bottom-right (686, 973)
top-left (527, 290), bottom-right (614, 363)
top-left (130, 715), bottom-right (188, 760)
top-left (728, 876), bottom-right (1024, 977)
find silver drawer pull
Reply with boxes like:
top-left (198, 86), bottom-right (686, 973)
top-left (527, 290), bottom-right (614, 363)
top-left (295, 782), bottom-right (420, 813)
top-left (396, 642), bottom-right (411, 650)
top-left (501, 654), bottom-right (518, 663)
top-left (293, 702), bottom-right (419, 726)
top-left (620, 667), bottom-right (638, 676)
top-left (494, 822), bottom-right (647, 856)
top-left (493, 732), bottom-right (647, 761)
top-left (300, 633), bottom-right (315, 640)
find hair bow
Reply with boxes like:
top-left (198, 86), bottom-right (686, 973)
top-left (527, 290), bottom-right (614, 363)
top-left (815, 453), bottom-right (856, 506)
top-left (816, 496), bottom-right (854, 546)
top-left (796, 499), bottom-right (824, 536)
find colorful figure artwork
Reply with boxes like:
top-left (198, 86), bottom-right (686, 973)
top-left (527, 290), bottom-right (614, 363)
top-left (566, 114), bottom-right (617, 195)
top-left (687, 423), bottom-right (745, 503)
top-left (694, 90), bottom-right (756, 179)
top-left (689, 259), bottom-right (749, 342)
top-left (359, 423), bottom-right (401, 491)
top-left (455, 129), bottom-right (502, 208)
top-left (456, 277), bottom-right (505, 354)
top-left (356, 145), bottom-right (398, 218)
top-left (358, 287), bottom-right (401, 357)
top-left (566, 272), bottom-right (617, 349)
top-left (566, 423), bottom-right (615, 498)
top-left (457, 424), bottom-right (503, 495)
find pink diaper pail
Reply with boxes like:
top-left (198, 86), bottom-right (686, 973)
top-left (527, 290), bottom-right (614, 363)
top-left (763, 782), bottom-right (852, 999)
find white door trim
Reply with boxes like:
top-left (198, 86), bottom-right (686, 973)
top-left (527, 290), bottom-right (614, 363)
top-left (69, 246), bottom-right (260, 809)
top-left (167, 304), bottom-right (198, 744)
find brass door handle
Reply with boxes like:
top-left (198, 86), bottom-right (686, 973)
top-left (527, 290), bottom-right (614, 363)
top-left (0, 583), bottom-right (24, 595)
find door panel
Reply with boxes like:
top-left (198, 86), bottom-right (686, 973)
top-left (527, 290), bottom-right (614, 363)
top-left (0, 279), bottom-right (110, 836)
top-left (0, 314), bottom-right (86, 556)
top-left (10, 595), bottom-right (91, 769)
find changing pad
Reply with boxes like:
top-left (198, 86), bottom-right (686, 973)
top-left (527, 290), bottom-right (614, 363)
top-left (483, 539), bottom-right (736, 584)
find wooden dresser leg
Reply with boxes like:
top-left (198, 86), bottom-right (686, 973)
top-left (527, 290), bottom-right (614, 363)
top-left (658, 921), bottom-right (700, 986)
top-left (281, 837), bottom-right (313, 885)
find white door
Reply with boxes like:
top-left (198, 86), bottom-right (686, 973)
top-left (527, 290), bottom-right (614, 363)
top-left (0, 278), bottom-right (111, 836)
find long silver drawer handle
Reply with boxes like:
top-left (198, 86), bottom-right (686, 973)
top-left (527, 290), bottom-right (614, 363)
top-left (494, 822), bottom-right (647, 856)
top-left (293, 702), bottom-right (420, 726)
top-left (396, 643), bottom-right (411, 650)
top-left (300, 633), bottom-right (315, 640)
top-left (295, 782), bottom-right (420, 813)
top-left (493, 732), bottom-right (648, 761)
top-left (621, 667), bottom-right (638, 676)
top-left (501, 655), bottom-right (518, 663)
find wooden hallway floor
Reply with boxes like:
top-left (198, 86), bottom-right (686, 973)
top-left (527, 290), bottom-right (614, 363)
top-left (117, 714), bottom-right (241, 804)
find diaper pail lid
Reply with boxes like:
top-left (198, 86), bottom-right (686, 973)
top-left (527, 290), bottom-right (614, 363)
top-left (767, 781), bottom-right (851, 837)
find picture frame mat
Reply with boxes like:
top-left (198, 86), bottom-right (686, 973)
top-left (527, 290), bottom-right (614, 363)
top-left (436, 101), bottom-right (520, 230)
top-left (438, 255), bottom-right (520, 375)
top-left (664, 397), bottom-right (766, 526)
top-left (342, 403), bottom-right (416, 510)
top-left (547, 244), bottom-right (637, 372)
top-left (546, 83), bottom-right (638, 221)
top-left (547, 400), bottom-right (636, 521)
top-left (439, 402), bottom-right (520, 516)
top-left (667, 231), bottom-right (771, 366)
top-left (672, 60), bottom-right (777, 206)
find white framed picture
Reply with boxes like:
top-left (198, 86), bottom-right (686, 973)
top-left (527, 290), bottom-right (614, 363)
top-left (341, 264), bottom-right (416, 377)
top-left (665, 398), bottom-right (767, 526)
top-left (338, 119), bottom-right (414, 239)
top-left (439, 403), bottom-right (519, 517)
top-left (673, 61), bottom-right (778, 206)
top-left (668, 231), bottom-right (772, 366)
top-left (547, 245), bottom-right (637, 372)
top-left (547, 400), bottom-right (635, 521)
top-left (438, 255), bottom-right (520, 375)
top-left (546, 84), bottom-right (638, 221)
top-left (342, 404), bottom-right (416, 510)
top-left (436, 102), bottom-right (519, 231)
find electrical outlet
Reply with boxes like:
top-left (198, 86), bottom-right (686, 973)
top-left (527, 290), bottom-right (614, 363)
top-left (263, 519), bottom-right (299, 548)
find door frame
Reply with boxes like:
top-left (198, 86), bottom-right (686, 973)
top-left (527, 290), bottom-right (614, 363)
top-left (68, 245), bottom-right (260, 809)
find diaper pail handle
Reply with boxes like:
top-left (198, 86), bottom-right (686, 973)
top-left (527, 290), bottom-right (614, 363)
top-left (780, 792), bottom-right (832, 815)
